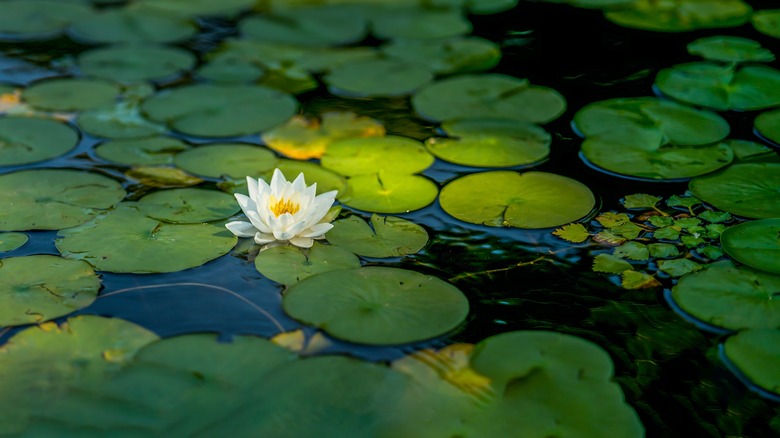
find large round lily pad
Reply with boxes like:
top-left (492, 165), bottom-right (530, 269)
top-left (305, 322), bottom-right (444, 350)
top-left (69, 7), bottom-right (197, 44)
top-left (342, 173), bottom-right (438, 214)
top-left (0, 116), bottom-right (79, 166)
top-left (721, 219), bottom-right (780, 274)
top-left (326, 214), bottom-right (428, 258)
top-left (604, 0), bottom-right (752, 32)
top-left (689, 163), bottom-right (780, 218)
top-left (239, 6), bottom-right (366, 47)
top-left (95, 136), bottom-right (190, 166)
top-left (670, 260), bottom-right (780, 331)
top-left (137, 188), bottom-right (240, 224)
top-left (412, 74), bottom-right (566, 124)
top-left (283, 267), bottom-right (469, 345)
top-left (0, 0), bottom-right (92, 40)
top-left (723, 329), bottom-right (780, 395)
top-left (79, 44), bottom-right (196, 83)
top-left (255, 242), bottom-right (360, 286)
top-left (752, 9), bottom-right (780, 39)
top-left (322, 136), bottom-right (434, 176)
top-left (325, 59), bottom-right (433, 97)
top-left (687, 35), bottom-right (775, 63)
top-left (174, 143), bottom-right (279, 178)
top-left (0, 232), bottom-right (27, 252)
top-left (755, 109), bottom-right (780, 145)
top-left (440, 171), bottom-right (595, 228)
top-left (0, 169), bottom-right (126, 231)
top-left (0, 255), bottom-right (99, 326)
top-left (22, 78), bottom-right (121, 111)
top-left (77, 102), bottom-right (166, 139)
top-left (381, 36), bottom-right (501, 75)
top-left (55, 203), bottom-right (237, 273)
top-left (142, 84), bottom-right (298, 137)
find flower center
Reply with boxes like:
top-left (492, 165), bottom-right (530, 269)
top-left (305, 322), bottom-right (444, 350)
top-left (269, 196), bottom-right (300, 217)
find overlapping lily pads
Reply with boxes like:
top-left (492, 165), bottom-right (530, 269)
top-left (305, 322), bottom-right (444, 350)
top-left (381, 36), bottom-right (501, 75)
top-left (174, 143), bottom-right (279, 178)
top-left (0, 0), bottom-right (93, 40)
top-left (721, 219), bottom-right (780, 274)
top-left (0, 116), bottom-right (79, 166)
top-left (95, 136), bottom-right (190, 166)
top-left (723, 329), bottom-right (780, 396)
top-left (0, 232), bottom-right (27, 252)
top-left (255, 242), bottom-right (360, 286)
top-left (22, 78), bottom-right (121, 111)
top-left (325, 59), bottom-right (433, 97)
top-left (604, 0), bottom-right (753, 32)
top-left (137, 188), bottom-right (239, 224)
top-left (327, 214), bottom-right (428, 258)
top-left (69, 6), bottom-right (197, 44)
top-left (440, 171), bottom-right (595, 228)
top-left (689, 163), bottom-right (780, 218)
top-left (755, 109), bottom-right (780, 145)
top-left (687, 36), bottom-right (775, 63)
top-left (78, 44), bottom-right (196, 83)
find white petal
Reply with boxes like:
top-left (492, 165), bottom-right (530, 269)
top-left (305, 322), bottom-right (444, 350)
top-left (246, 210), bottom-right (272, 233)
top-left (225, 221), bottom-right (257, 238)
top-left (234, 193), bottom-right (257, 216)
top-left (290, 236), bottom-right (314, 248)
top-left (285, 220), bottom-right (308, 237)
top-left (246, 176), bottom-right (260, 203)
top-left (270, 168), bottom-right (287, 194)
top-left (273, 230), bottom-right (294, 241)
top-left (307, 191), bottom-right (338, 224)
top-left (291, 172), bottom-right (306, 193)
top-left (300, 222), bottom-right (333, 238)
top-left (254, 232), bottom-right (276, 244)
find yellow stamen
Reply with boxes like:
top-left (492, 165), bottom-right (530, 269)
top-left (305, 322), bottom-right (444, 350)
top-left (269, 195), bottom-right (300, 217)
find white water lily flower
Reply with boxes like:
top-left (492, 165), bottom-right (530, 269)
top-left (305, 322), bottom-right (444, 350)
top-left (225, 169), bottom-right (338, 249)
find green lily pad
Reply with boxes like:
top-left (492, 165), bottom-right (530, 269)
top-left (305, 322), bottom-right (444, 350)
top-left (138, 0), bottom-right (255, 17)
top-left (322, 136), bottom-right (434, 176)
top-left (439, 171), bottom-right (595, 228)
top-left (670, 260), bottom-right (780, 330)
top-left (614, 241), bottom-right (650, 261)
top-left (126, 166), bottom-right (203, 188)
top-left (0, 169), bottom-right (126, 231)
top-left (239, 6), bottom-right (366, 47)
top-left (755, 109), bottom-right (780, 145)
top-left (325, 59), bottom-right (433, 97)
top-left (426, 119), bottom-right (551, 168)
top-left (174, 143), bottom-right (279, 178)
top-left (342, 172), bottom-right (438, 214)
top-left (657, 258), bottom-right (703, 277)
top-left (687, 36), bottom-right (775, 63)
top-left (381, 36), bottom-right (501, 75)
top-left (77, 102), bottom-right (166, 139)
top-left (655, 63), bottom-right (780, 111)
top-left (326, 214), bottom-right (428, 258)
top-left (0, 0), bottom-right (92, 40)
top-left (752, 9), bottom-right (780, 39)
top-left (0, 232), bottom-right (27, 252)
top-left (553, 223), bottom-right (590, 243)
top-left (22, 78), bottom-right (121, 111)
top-left (55, 203), bottom-right (237, 273)
top-left (0, 116), bottom-right (79, 166)
top-left (69, 6), bottom-right (197, 44)
top-left (95, 136), bottom-right (190, 166)
top-left (283, 266), bottom-right (469, 345)
top-left (593, 253), bottom-right (633, 273)
top-left (137, 188), bottom-right (240, 224)
top-left (412, 74), bottom-right (566, 124)
top-left (605, 0), bottom-right (752, 32)
top-left (79, 44), bottom-right (196, 83)
top-left (689, 163), bottom-right (780, 219)
top-left (255, 242), bottom-right (360, 286)
top-left (648, 243), bottom-right (680, 259)
top-left (142, 84), bottom-right (297, 137)
top-left (467, 0), bottom-right (520, 13)
top-left (721, 219), bottom-right (780, 274)
top-left (371, 8), bottom-right (471, 40)
top-left (0, 255), bottom-right (99, 326)
top-left (723, 329), bottom-right (780, 395)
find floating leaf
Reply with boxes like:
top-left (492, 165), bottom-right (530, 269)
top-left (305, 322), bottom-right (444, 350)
top-left (326, 214), bottom-right (428, 258)
top-left (752, 9), bottom-right (780, 39)
top-left (137, 188), bottom-right (239, 224)
top-left (283, 267), bottom-right (469, 345)
top-left (69, 6), bottom-right (196, 44)
top-left (596, 212), bottom-right (631, 228)
top-left (697, 245), bottom-right (724, 260)
top-left (648, 216), bottom-right (674, 227)
top-left (440, 171), bottom-right (595, 229)
top-left (674, 217), bottom-right (702, 229)
top-left (681, 235), bottom-right (706, 248)
top-left (648, 243), bottom-right (680, 259)
top-left (0, 232), bottom-right (27, 252)
top-left (255, 242), bottom-right (360, 286)
top-left (0, 116), bottom-right (78, 166)
top-left (322, 136), bottom-right (434, 176)
top-left (755, 109), bottom-right (780, 145)
top-left (698, 210), bottom-right (732, 223)
top-left (689, 163), bottom-right (780, 219)
top-left (371, 8), bottom-right (471, 40)
top-left (0, 0), bottom-right (92, 40)
top-left (174, 143), bottom-right (279, 178)
top-left (126, 166), bottom-right (203, 188)
top-left (79, 44), bottom-right (196, 83)
top-left (621, 271), bottom-right (661, 289)
top-left (605, 0), bottom-right (752, 32)
top-left (553, 223), bottom-right (590, 243)
top-left (593, 230), bottom-right (628, 246)
top-left (623, 194), bottom-right (662, 210)
top-left (138, 0), bottom-right (256, 17)
top-left (77, 102), bottom-right (166, 139)
top-left (723, 329), bottom-right (780, 395)
top-left (95, 136), bottom-right (190, 166)
top-left (657, 258), bottom-right (703, 277)
top-left (721, 218), bottom-right (780, 274)
top-left (610, 222), bottom-right (643, 240)
top-left (653, 226), bottom-right (681, 240)
top-left (687, 35), bottom-right (775, 63)
top-left (325, 59), bottom-right (433, 97)
top-left (342, 172), bottom-right (438, 214)
top-left (667, 195), bottom-right (701, 211)
top-left (22, 78), bottom-right (120, 111)
top-left (593, 253), bottom-right (633, 273)
top-left (381, 36), bottom-right (501, 75)
top-left (614, 241), bottom-right (650, 261)
top-left (705, 223), bottom-right (726, 239)
top-left (727, 139), bottom-right (779, 163)
top-left (239, 6), bottom-right (366, 47)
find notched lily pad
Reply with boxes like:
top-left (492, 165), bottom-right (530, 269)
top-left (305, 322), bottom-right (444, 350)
top-left (687, 35), bottom-right (775, 63)
top-left (239, 6), bottom-right (367, 47)
top-left (327, 214), bottom-right (428, 258)
top-left (689, 163), bottom-right (780, 219)
top-left (255, 242), bottom-right (360, 286)
top-left (381, 36), bottom-right (501, 75)
top-left (95, 136), bottom-right (190, 166)
top-left (22, 78), bottom-right (121, 111)
top-left (174, 143), bottom-right (279, 178)
top-left (0, 232), bottom-right (27, 252)
top-left (0, 116), bottom-right (79, 166)
top-left (322, 136), bottom-right (434, 176)
top-left (721, 218), bottom-right (780, 274)
top-left (137, 188), bottom-right (239, 224)
top-left (77, 102), bottom-right (166, 139)
top-left (325, 59), bottom-right (433, 98)
top-left (126, 166), bottom-right (203, 188)
top-left (723, 329), bottom-right (780, 396)
top-left (342, 172), bottom-right (438, 214)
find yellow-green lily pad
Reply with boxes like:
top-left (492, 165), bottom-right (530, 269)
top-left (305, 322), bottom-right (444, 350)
top-left (0, 232), bottom-right (27, 252)
top-left (689, 163), bottom-right (780, 219)
top-left (0, 116), bottom-right (79, 166)
top-left (137, 188), bottom-right (240, 224)
top-left (255, 242), bottom-right (360, 286)
top-left (174, 143), bottom-right (279, 178)
top-left (721, 218), bottom-right (780, 274)
top-left (321, 136), bottom-right (434, 176)
top-left (342, 172), bottom-right (438, 214)
top-left (326, 214), bottom-right (428, 258)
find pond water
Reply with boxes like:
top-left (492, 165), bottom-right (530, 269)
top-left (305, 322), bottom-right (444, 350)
top-left (0, 0), bottom-right (779, 436)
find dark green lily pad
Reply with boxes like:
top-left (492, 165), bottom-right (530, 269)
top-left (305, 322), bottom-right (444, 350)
top-left (670, 260), bottom-right (780, 330)
top-left (752, 9), bottom-right (780, 39)
top-left (727, 139), bottom-right (779, 163)
top-left (381, 36), bottom-right (501, 75)
top-left (689, 163), bottom-right (780, 218)
top-left (174, 143), bottom-right (279, 178)
top-left (721, 219), bottom-right (780, 274)
top-left (0, 169), bottom-right (126, 231)
top-left (283, 267), bottom-right (469, 345)
top-left (426, 119), bottom-right (551, 168)
top-left (239, 6), bottom-right (366, 47)
top-left (755, 109), bottom-right (780, 145)
top-left (69, 6), bottom-right (197, 44)
top-left (0, 0), bottom-right (92, 40)
top-left (327, 214), bottom-right (428, 258)
top-left (0, 116), bottom-right (79, 166)
top-left (95, 136), bottom-right (190, 166)
top-left (142, 84), bottom-right (297, 137)
top-left (412, 74), bottom-right (566, 124)
top-left (77, 102), bottom-right (166, 139)
top-left (468, 0), bottom-right (520, 14)
top-left (55, 203), bottom-right (237, 273)
top-left (439, 171), bottom-right (595, 228)
top-left (657, 258), bottom-right (703, 277)
top-left (325, 59), bottom-right (433, 97)
top-left (22, 78), bottom-right (121, 111)
top-left (723, 329), bottom-right (780, 395)
top-left (371, 8), bottom-right (471, 40)
top-left (0, 255), bottom-right (99, 326)
top-left (0, 232), bottom-right (27, 252)
top-left (137, 188), bottom-right (239, 224)
top-left (322, 136), bottom-right (434, 176)
top-left (79, 44), bottom-right (196, 83)
top-left (655, 62), bottom-right (780, 111)
top-left (342, 173), bottom-right (438, 214)
top-left (138, 0), bottom-right (255, 17)
top-left (255, 242), bottom-right (360, 286)
top-left (687, 36), bottom-right (775, 63)
top-left (605, 0), bottom-right (752, 32)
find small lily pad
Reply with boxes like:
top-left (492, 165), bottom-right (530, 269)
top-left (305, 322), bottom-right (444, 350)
top-left (325, 59), bottom-right (433, 97)
top-left (56, 203), bottom-right (237, 273)
top-left (0, 255), bottom-right (99, 326)
top-left (593, 253), bottom-right (633, 273)
top-left (239, 6), bottom-right (366, 47)
top-left (0, 232), bottom-right (27, 252)
top-left (755, 109), bottom-right (780, 145)
top-left (621, 271), bottom-right (661, 289)
top-left (670, 260), bottom-right (780, 330)
top-left (439, 171), bottom-right (595, 228)
top-left (553, 223), bottom-right (590, 243)
top-left (752, 9), bottom-right (780, 39)
top-left (126, 166), bottom-right (203, 188)
top-left (605, 0), bottom-right (752, 32)
top-left (689, 163), bottom-right (780, 219)
top-left (614, 241), bottom-right (650, 261)
top-left (326, 214), bottom-right (428, 258)
top-left (623, 194), bottom-right (662, 209)
top-left (342, 172), bottom-right (438, 214)
top-left (371, 8), bottom-right (472, 40)
top-left (95, 136), bottom-right (190, 166)
top-left (654, 226), bottom-right (680, 239)
top-left (79, 44), bottom-right (196, 83)
top-left (687, 35), bottom-right (775, 63)
top-left (69, 7), bottom-right (197, 44)
top-left (283, 267), bottom-right (469, 345)
top-left (322, 136), bottom-right (434, 176)
top-left (0, 116), bottom-right (79, 166)
top-left (77, 102), bottom-right (166, 139)
top-left (22, 78), bottom-right (121, 111)
top-left (137, 188), bottom-right (239, 224)
top-left (721, 218), bottom-right (780, 274)
top-left (255, 242), bottom-right (360, 286)
top-left (723, 329), bottom-right (780, 396)
top-left (381, 36), bottom-right (501, 75)
top-left (0, 0), bottom-right (93, 40)
top-left (174, 143), bottom-right (279, 178)
top-left (657, 258), bottom-right (703, 277)
top-left (0, 169), bottom-right (126, 231)
top-left (648, 243), bottom-right (680, 259)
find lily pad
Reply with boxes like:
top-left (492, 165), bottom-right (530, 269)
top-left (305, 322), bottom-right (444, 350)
top-left (727, 139), bottom-right (779, 163)
top-left (138, 0), bottom-right (255, 17)
top-left (255, 242), bottom-right (360, 286)
top-left (605, 0), bottom-right (752, 32)
top-left (426, 119), bottom-right (551, 168)
top-left (174, 143), bottom-right (279, 178)
top-left (77, 102), bottom-right (166, 139)
top-left (723, 329), bottom-right (780, 395)
top-left (0, 0), bottom-right (93, 40)
top-left (381, 36), bottom-right (501, 75)
top-left (342, 172), bottom-right (438, 214)
top-left (55, 203), bottom-right (237, 273)
top-left (322, 136), bottom-right (434, 176)
top-left (687, 36), bottom-right (775, 63)
top-left (325, 59), bottom-right (433, 97)
top-left (79, 44), bottom-right (196, 83)
top-left (412, 74), bottom-right (566, 124)
top-left (142, 84), bottom-right (297, 137)
top-left (239, 6), bottom-right (367, 47)
top-left (439, 171), bottom-right (595, 228)
top-left (95, 136), bottom-right (190, 166)
top-left (69, 6), bottom-right (197, 44)
top-left (326, 214), bottom-right (428, 258)
top-left (126, 166), bottom-right (203, 188)
top-left (371, 8), bottom-right (472, 40)
top-left (0, 232), bottom-right (27, 252)
top-left (0, 169), bottom-right (126, 231)
top-left (752, 9), bottom-right (780, 39)
top-left (283, 267), bottom-right (469, 345)
top-left (755, 109), bottom-right (780, 145)
top-left (593, 253), bottom-right (633, 273)
top-left (720, 219), bottom-right (780, 274)
top-left (670, 260), bottom-right (780, 330)
top-left (689, 163), bottom-right (780, 219)
top-left (0, 255), bottom-right (99, 326)
top-left (0, 116), bottom-right (79, 166)
top-left (22, 78), bottom-right (121, 111)
top-left (137, 188), bottom-right (240, 224)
